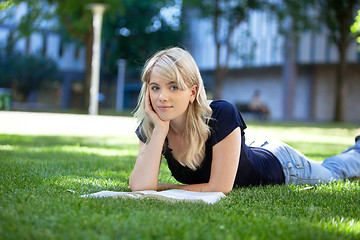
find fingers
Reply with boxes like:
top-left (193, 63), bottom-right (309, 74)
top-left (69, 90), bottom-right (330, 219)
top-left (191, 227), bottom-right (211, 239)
top-left (145, 85), bottom-right (157, 118)
top-left (145, 85), bottom-right (152, 113)
top-left (145, 86), bottom-right (170, 133)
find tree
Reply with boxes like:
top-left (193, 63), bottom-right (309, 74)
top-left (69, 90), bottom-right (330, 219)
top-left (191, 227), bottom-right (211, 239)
top-left (317, 0), bottom-right (360, 122)
top-left (267, 0), bottom-right (316, 120)
top-left (3, 0), bottom-right (183, 110)
top-left (101, 0), bottom-right (183, 76)
top-left (14, 53), bottom-right (59, 101)
top-left (183, 0), bottom-right (263, 100)
top-left (45, 0), bottom-right (124, 111)
top-left (0, 49), bottom-right (59, 101)
top-left (99, 0), bottom-right (183, 109)
top-left (1, 0), bottom-right (117, 109)
top-left (48, 0), bottom-right (183, 111)
top-left (0, 18), bottom-right (59, 101)
top-left (0, 49), bottom-right (18, 88)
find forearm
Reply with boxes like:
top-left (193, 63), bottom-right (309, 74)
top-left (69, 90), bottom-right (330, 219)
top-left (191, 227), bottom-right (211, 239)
top-left (157, 182), bottom-right (231, 194)
top-left (129, 128), bottom-right (167, 191)
top-left (157, 183), bottom-right (208, 191)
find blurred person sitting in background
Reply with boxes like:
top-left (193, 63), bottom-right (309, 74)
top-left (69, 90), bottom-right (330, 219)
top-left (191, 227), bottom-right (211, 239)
top-left (248, 90), bottom-right (270, 120)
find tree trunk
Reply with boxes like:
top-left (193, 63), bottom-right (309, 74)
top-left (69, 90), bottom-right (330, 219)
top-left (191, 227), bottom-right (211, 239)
top-left (334, 43), bottom-right (347, 122)
top-left (214, 41), bottom-right (228, 100)
top-left (212, 0), bottom-right (229, 100)
top-left (282, 17), bottom-right (297, 121)
top-left (214, 66), bottom-right (226, 100)
top-left (213, 0), bottom-right (221, 100)
top-left (326, 0), bottom-right (355, 122)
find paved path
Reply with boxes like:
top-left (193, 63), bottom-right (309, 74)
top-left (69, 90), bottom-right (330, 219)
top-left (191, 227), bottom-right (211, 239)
top-left (0, 111), bottom-right (137, 137)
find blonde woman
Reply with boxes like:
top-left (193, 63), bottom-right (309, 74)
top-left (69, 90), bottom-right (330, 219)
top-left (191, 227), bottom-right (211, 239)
top-left (129, 47), bottom-right (360, 194)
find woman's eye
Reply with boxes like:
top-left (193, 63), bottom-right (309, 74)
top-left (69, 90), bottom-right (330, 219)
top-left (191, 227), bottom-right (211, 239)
top-left (151, 86), bottom-right (160, 91)
top-left (170, 86), bottom-right (178, 90)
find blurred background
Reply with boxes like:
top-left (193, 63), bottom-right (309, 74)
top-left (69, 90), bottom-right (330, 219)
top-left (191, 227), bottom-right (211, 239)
top-left (0, 0), bottom-right (359, 122)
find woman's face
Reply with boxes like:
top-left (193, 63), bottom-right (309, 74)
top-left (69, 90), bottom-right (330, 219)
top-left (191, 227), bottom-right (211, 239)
top-left (148, 71), bottom-right (197, 122)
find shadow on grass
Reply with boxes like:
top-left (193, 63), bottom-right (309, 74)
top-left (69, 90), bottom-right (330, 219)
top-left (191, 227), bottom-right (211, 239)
top-left (0, 134), bottom-right (137, 149)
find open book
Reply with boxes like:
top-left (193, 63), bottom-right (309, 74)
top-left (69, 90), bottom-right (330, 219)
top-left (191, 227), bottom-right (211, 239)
top-left (80, 189), bottom-right (226, 204)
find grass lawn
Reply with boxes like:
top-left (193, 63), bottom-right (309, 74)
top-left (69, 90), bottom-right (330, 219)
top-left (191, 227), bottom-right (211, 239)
top-left (1, 122), bottom-right (360, 240)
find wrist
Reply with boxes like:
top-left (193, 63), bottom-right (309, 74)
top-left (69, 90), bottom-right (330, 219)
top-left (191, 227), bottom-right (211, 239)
top-left (153, 125), bottom-right (169, 137)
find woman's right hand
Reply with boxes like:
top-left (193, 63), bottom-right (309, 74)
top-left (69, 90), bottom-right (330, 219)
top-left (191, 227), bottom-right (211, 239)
top-left (145, 85), bottom-right (170, 134)
top-left (129, 85), bottom-right (169, 191)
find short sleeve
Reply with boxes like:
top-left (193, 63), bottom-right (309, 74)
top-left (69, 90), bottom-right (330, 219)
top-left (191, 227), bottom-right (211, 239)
top-left (209, 100), bottom-right (247, 146)
top-left (135, 124), bottom-right (147, 143)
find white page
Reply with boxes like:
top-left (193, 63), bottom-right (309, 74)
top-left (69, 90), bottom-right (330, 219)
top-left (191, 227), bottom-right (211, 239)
top-left (80, 189), bottom-right (226, 204)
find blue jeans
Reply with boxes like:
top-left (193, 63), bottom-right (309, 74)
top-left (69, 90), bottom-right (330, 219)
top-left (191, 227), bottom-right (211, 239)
top-left (248, 140), bottom-right (360, 185)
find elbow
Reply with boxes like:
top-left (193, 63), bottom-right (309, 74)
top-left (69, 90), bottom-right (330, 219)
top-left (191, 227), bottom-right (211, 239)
top-left (207, 182), bottom-right (232, 195)
top-left (217, 186), bottom-right (232, 195)
top-left (129, 186), bottom-right (147, 192)
top-left (222, 187), bottom-right (232, 195)
top-left (129, 185), bottom-right (153, 192)
top-left (129, 178), bottom-right (156, 192)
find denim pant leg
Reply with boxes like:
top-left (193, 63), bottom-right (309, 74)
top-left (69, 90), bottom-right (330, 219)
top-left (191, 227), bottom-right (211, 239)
top-left (248, 140), bottom-right (335, 185)
top-left (321, 141), bottom-right (360, 180)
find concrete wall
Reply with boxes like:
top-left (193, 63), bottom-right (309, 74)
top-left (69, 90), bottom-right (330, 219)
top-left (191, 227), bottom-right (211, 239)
top-left (313, 65), bottom-right (360, 122)
top-left (222, 67), bottom-right (283, 120)
top-left (220, 64), bottom-right (360, 122)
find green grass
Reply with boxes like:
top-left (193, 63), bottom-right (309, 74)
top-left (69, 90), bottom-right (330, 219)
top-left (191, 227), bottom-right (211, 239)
top-left (1, 122), bottom-right (360, 240)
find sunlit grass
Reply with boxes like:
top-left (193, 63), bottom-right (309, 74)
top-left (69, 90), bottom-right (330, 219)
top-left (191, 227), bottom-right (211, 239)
top-left (0, 122), bottom-right (359, 240)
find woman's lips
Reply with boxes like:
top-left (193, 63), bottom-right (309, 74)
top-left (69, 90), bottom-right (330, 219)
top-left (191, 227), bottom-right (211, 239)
top-left (157, 105), bottom-right (173, 111)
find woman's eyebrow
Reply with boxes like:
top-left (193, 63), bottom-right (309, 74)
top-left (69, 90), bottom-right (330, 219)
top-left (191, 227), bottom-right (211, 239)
top-left (149, 81), bottom-right (177, 86)
top-left (167, 81), bottom-right (177, 85)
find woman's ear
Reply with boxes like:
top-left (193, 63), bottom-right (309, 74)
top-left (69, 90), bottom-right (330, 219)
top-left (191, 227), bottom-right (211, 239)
top-left (190, 85), bottom-right (198, 103)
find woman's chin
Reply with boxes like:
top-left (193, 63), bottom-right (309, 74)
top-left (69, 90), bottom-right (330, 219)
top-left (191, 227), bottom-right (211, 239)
top-left (155, 112), bottom-right (173, 121)
top-left (158, 115), bottom-right (171, 121)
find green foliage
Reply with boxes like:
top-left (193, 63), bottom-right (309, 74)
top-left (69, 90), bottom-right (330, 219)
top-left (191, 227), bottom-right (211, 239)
top-left (183, 0), bottom-right (263, 41)
top-left (101, 0), bottom-right (183, 75)
top-left (0, 48), bottom-right (59, 99)
top-left (350, 10), bottom-right (360, 49)
top-left (182, 0), bottom-right (264, 99)
top-left (17, 3), bottom-right (46, 36)
top-left (351, 10), bottom-right (360, 33)
top-left (266, 0), bottom-right (317, 35)
top-left (32, 0), bottom-right (182, 73)
top-left (14, 53), bottom-right (59, 99)
top-left (0, 49), bottom-right (19, 88)
top-left (0, 1), bottom-right (55, 36)
top-left (317, 0), bottom-right (359, 46)
top-left (6, 0), bottom-right (183, 80)
top-left (47, 0), bottom-right (124, 38)
top-left (0, 0), bottom-right (14, 11)
top-left (0, 123), bottom-right (360, 239)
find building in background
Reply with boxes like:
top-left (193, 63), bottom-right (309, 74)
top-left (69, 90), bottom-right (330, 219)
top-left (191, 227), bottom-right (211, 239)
top-left (0, 2), bottom-right (359, 121)
top-left (0, 3), bottom-right (88, 109)
top-left (185, 8), bottom-right (360, 122)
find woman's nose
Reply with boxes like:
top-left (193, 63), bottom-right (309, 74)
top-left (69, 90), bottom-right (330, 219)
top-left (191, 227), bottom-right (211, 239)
top-left (159, 90), bottom-right (169, 101)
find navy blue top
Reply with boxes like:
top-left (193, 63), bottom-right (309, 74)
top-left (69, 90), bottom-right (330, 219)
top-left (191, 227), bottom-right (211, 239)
top-left (136, 100), bottom-right (285, 188)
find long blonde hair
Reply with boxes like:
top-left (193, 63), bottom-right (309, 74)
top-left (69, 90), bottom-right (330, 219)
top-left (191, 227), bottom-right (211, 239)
top-left (134, 47), bottom-right (212, 170)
